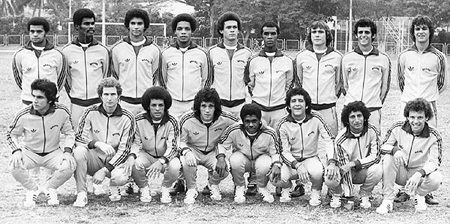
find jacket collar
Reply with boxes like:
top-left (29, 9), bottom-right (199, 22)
top-left (171, 41), bottom-right (198, 50)
top-left (285, 113), bottom-right (313, 124)
top-left (24, 39), bottom-right (54, 51)
top-left (305, 45), bottom-right (335, 55)
top-left (410, 44), bottom-right (435, 53)
top-left (354, 45), bottom-right (379, 56)
top-left (72, 37), bottom-right (99, 47)
top-left (258, 48), bottom-right (284, 57)
top-left (217, 41), bottom-right (245, 50)
top-left (402, 121), bottom-right (430, 137)
top-left (239, 121), bottom-right (268, 139)
top-left (343, 125), bottom-right (369, 138)
top-left (29, 103), bottom-right (56, 116)
top-left (123, 36), bottom-right (153, 47)
top-left (97, 104), bottom-right (123, 117)
top-left (143, 111), bottom-right (170, 125)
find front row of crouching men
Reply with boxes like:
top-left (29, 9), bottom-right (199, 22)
top-left (7, 78), bottom-right (442, 214)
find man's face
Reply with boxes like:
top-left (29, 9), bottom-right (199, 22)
top-left (289, 95), bottom-right (306, 118)
top-left (101, 87), bottom-right (120, 109)
top-left (129, 17), bottom-right (145, 38)
top-left (262, 27), bottom-right (278, 48)
top-left (32, 89), bottom-right (50, 114)
top-left (356, 27), bottom-right (374, 48)
top-left (29, 25), bottom-right (46, 45)
top-left (408, 110), bottom-right (427, 135)
top-left (221, 20), bottom-right (239, 41)
top-left (175, 21), bottom-right (192, 45)
top-left (310, 27), bottom-right (326, 47)
top-left (348, 111), bottom-right (364, 134)
top-left (414, 24), bottom-right (430, 44)
top-left (76, 17), bottom-right (95, 40)
top-left (200, 101), bottom-right (215, 122)
top-left (149, 99), bottom-right (165, 121)
top-left (243, 115), bottom-right (261, 135)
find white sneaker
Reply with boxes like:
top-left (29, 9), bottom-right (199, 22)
top-left (376, 199), bottom-right (393, 214)
top-left (415, 195), bottom-right (427, 211)
top-left (24, 190), bottom-right (39, 207)
top-left (92, 183), bottom-right (105, 195)
top-left (330, 195), bottom-right (341, 208)
top-left (160, 187), bottom-right (172, 204)
top-left (309, 189), bottom-right (321, 206)
top-left (280, 188), bottom-right (291, 203)
top-left (73, 191), bottom-right (88, 207)
top-left (210, 185), bottom-right (222, 201)
top-left (184, 189), bottom-right (198, 204)
top-left (259, 187), bottom-right (274, 203)
top-left (46, 188), bottom-right (60, 205)
top-left (139, 186), bottom-right (152, 203)
top-left (234, 186), bottom-right (246, 203)
top-left (109, 186), bottom-right (121, 202)
top-left (360, 196), bottom-right (371, 209)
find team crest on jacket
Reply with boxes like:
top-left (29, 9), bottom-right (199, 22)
top-left (144, 137), bottom-right (148, 140)
top-left (290, 137), bottom-right (296, 141)
top-left (258, 71), bottom-right (265, 74)
top-left (216, 62), bottom-right (222, 66)
top-left (372, 66), bottom-right (381, 71)
top-left (408, 66), bottom-right (414, 71)
top-left (214, 128), bottom-right (222, 132)
top-left (112, 133), bottom-right (120, 136)
top-left (73, 61), bottom-right (79, 64)
top-left (94, 129), bottom-right (100, 133)
top-left (422, 68), bottom-right (431, 72)
top-left (90, 62), bottom-right (98, 66)
top-left (26, 67), bottom-right (32, 71)
top-left (125, 58), bottom-right (130, 62)
top-left (305, 65), bottom-right (312, 70)
top-left (238, 143), bottom-right (244, 147)
top-left (193, 132), bottom-right (199, 135)
top-left (307, 131), bottom-right (315, 136)
top-left (415, 150), bottom-right (423, 154)
top-left (325, 64), bottom-right (333, 68)
top-left (43, 64), bottom-right (52, 68)
top-left (31, 129), bottom-right (37, 133)
top-left (142, 59), bottom-right (151, 63)
top-left (171, 62), bottom-right (177, 66)
top-left (237, 60), bottom-right (245, 64)
top-left (190, 60), bottom-right (199, 65)
top-left (50, 125), bottom-right (58, 129)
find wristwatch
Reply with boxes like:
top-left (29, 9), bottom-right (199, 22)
top-left (158, 158), bottom-right (167, 165)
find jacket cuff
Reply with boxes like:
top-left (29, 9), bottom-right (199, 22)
top-left (418, 169), bottom-right (426, 177)
top-left (105, 163), bottom-right (114, 172)
top-left (291, 160), bottom-right (298, 169)
top-left (392, 147), bottom-right (400, 156)
top-left (64, 147), bottom-right (73, 153)
top-left (129, 153), bottom-right (137, 160)
top-left (12, 148), bottom-right (22, 154)
top-left (88, 140), bottom-right (97, 149)
top-left (327, 159), bottom-right (337, 166)
top-left (354, 160), bottom-right (362, 170)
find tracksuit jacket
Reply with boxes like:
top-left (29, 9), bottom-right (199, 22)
top-left (179, 111), bottom-right (238, 154)
top-left (244, 49), bottom-right (295, 111)
top-left (110, 37), bottom-right (162, 104)
top-left (276, 112), bottom-right (335, 169)
top-left (7, 103), bottom-right (75, 154)
top-left (132, 111), bottom-right (179, 161)
top-left (209, 42), bottom-right (253, 107)
top-left (162, 42), bottom-right (212, 102)
top-left (342, 46), bottom-right (391, 110)
top-left (12, 40), bottom-right (67, 103)
top-left (218, 123), bottom-right (281, 164)
top-left (335, 124), bottom-right (381, 196)
top-left (76, 104), bottom-right (136, 170)
top-left (381, 121), bottom-right (442, 177)
top-left (295, 46), bottom-right (343, 109)
top-left (62, 38), bottom-right (110, 106)
top-left (397, 45), bottom-right (447, 103)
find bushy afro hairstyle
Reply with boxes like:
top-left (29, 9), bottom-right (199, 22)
top-left (125, 9), bottom-right (150, 31)
top-left (141, 86), bottom-right (172, 112)
top-left (285, 87), bottom-right (312, 115)
top-left (341, 101), bottom-right (371, 128)
top-left (73, 8), bottom-right (96, 26)
top-left (260, 21), bottom-right (279, 35)
top-left (240, 103), bottom-right (262, 122)
top-left (172, 13), bottom-right (197, 32)
top-left (27, 17), bottom-right (50, 33)
top-left (193, 88), bottom-right (222, 119)
top-left (30, 78), bottom-right (57, 104)
top-left (307, 20), bottom-right (333, 47)
top-left (354, 18), bottom-right (377, 42)
top-left (410, 15), bottom-right (435, 43)
top-left (217, 12), bottom-right (241, 37)
top-left (403, 98), bottom-right (434, 120)
top-left (97, 77), bottom-right (122, 97)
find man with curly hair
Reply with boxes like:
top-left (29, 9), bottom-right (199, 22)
top-left (179, 88), bottom-right (238, 204)
top-left (376, 98), bottom-right (443, 214)
top-left (324, 101), bottom-right (382, 209)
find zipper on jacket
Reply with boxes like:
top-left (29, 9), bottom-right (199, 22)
top-left (84, 49), bottom-right (88, 99)
top-left (37, 56), bottom-right (40, 79)
top-left (357, 138), bottom-right (362, 159)
top-left (106, 116), bottom-right (110, 144)
top-left (361, 56), bottom-right (368, 101)
top-left (249, 135), bottom-right (254, 160)
top-left (316, 58), bottom-right (320, 104)
top-left (182, 52), bottom-right (185, 101)
top-left (229, 56), bottom-right (233, 101)
top-left (204, 125), bottom-right (210, 152)
top-left (154, 125), bottom-right (159, 157)
top-left (135, 53), bottom-right (139, 98)
top-left (299, 123), bottom-right (304, 159)
top-left (268, 59), bottom-right (273, 106)
top-left (406, 136), bottom-right (415, 167)
top-left (42, 117), bottom-right (46, 153)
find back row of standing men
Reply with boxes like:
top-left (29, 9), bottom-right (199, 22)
top-left (8, 8), bottom-right (446, 213)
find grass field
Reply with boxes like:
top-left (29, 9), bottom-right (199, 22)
top-left (1, 50), bottom-right (450, 224)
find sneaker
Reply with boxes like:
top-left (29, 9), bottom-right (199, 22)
top-left (394, 190), bottom-right (410, 203)
top-left (210, 185), bottom-right (222, 201)
top-left (309, 190), bottom-right (321, 206)
top-left (425, 193), bottom-right (439, 205)
top-left (184, 189), bottom-right (198, 204)
top-left (160, 187), bottom-right (172, 204)
top-left (170, 179), bottom-right (186, 196)
top-left (259, 187), bottom-right (274, 203)
top-left (291, 183), bottom-right (305, 198)
top-left (24, 190), bottom-right (39, 207)
top-left (330, 195), bottom-right (341, 208)
top-left (109, 186), bottom-right (121, 202)
top-left (92, 183), bottom-right (106, 195)
top-left (246, 184), bottom-right (258, 196)
top-left (139, 186), bottom-right (152, 203)
top-left (360, 196), bottom-right (371, 209)
top-left (46, 188), bottom-right (60, 205)
top-left (234, 186), bottom-right (246, 203)
top-left (202, 185), bottom-right (211, 195)
top-left (275, 187), bottom-right (282, 196)
top-left (280, 188), bottom-right (291, 203)
top-left (73, 191), bottom-right (88, 207)
top-left (376, 199), bottom-right (393, 214)
top-left (415, 195), bottom-right (427, 211)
